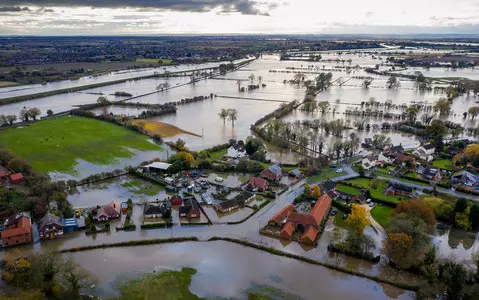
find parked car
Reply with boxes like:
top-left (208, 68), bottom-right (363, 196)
top-left (215, 177), bottom-right (224, 182)
top-left (369, 202), bottom-right (375, 207)
top-left (330, 209), bottom-right (337, 216)
top-left (336, 168), bottom-right (343, 173)
top-left (366, 199), bottom-right (371, 204)
top-left (330, 164), bottom-right (337, 168)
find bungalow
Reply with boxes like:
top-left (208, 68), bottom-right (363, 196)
top-left (288, 169), bottom-right (301, 178)
top-left (9, 173), bottom-right (24, 184)
top-left (38, 213), bottom-right (64, 240)
top-left (95, 205), bottom-right (120, 222)
top-left (352, 194), bottom-right (368, 204)
top-left (422, 166), bottom-right (441, 181)
top-left (385, 183), bottom-right (413, 197)
top-left (452, 170), bottom-right (479, 187)
top-left (226, 144), bottom-right (247, 159)
top-left (260, 165), bottom-right (282, 181)
top-left (1, 216), bottom-right (32, 247)
top-left (247, 176), bottom-right (268, 192)
top-left (215, 192), bottom-right (255, 213)
top-left (170, 195), bottom-right (183, 206)
top-left (362, 155), bottom-right (378, 170)
top-left (144, 205), bottom-right (166, 218)
top-left (322, 180), bottom-right (336, 192)
top-left (179, 197), bottom-right (201, 219)
top-left (413, 144), bottom-right (435, 161)
top-left (107, 201), bottom-right (122, 215)
top-left (385, 145), bottom-right (405, 155)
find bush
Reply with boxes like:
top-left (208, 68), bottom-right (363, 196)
top-left (140, 223), bottom-right (170, 229)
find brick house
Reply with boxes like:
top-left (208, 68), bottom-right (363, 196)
top-left (179, 197), bottom-right (201, 219)
top-left (1, 216), bottom-right (32, 247)
top-left (38, 213), bottom-right (64, 240)
top-left (247, 176), bottom-right (268, 192)
top-left (260, 165), bottom-right (282, 181)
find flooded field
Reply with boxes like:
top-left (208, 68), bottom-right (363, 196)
top-left (72, 241), bottom-right (414, 299)
top-left (433, 228), bottom-right (479, 263)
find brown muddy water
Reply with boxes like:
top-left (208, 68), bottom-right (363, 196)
top-left (72, 241), bottom-right (414, 299)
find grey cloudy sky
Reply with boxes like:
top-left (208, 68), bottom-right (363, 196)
top-left (0, 0), bottom-right (478, 35)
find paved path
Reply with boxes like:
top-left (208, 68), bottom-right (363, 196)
top-left (361, 204), bottom-right (385, 236)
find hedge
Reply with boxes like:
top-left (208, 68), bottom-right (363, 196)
top-left (58, 237), bottom-right (198, 253)
top-left (332, 199), bottom-right (351, 213)
top-left (328, 243), bottom-right (380, 263)
top-left (208, 237), bottom-right (417, 291)
top-left (141, 222), bottom-right (171, 229)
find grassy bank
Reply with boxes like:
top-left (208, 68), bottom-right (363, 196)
top-left (0, 81), bottom-right (18, 88)
top-left (308, 168), bottom-right (347, 183)
top-left (135, 58), bottom-right (174, 64)
top-left (120, 178), bottom-right (164, 196)
top-left (113, 267), bottom-right (201, 300)
top-left (343, 178), bottom-right (406, 204)
top-left (0, 116), bottom-right (161, 174)
top-left (336, 184), bottom-right (361, 195)
top-left (58, 237), bottom-right (198, 253)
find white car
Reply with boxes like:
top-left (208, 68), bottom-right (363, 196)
top-left (336, 168), bottom-right (343, 173)
top-left (215, 177), bottom-right (224, 182)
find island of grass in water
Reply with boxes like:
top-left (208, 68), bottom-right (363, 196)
top-left (0, 116), bottom-right (161, 174)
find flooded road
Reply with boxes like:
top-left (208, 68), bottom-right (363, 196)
top-left (72, 241), bottom-right (414, 299)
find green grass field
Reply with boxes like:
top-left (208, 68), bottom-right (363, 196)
top-left (0, 116), bottom-right (161, 174)
top-left (335, 184), bottom-right (361, 195)
top-left (343, 178), bottom-right (407, 204)
top-left (113, 267), bottom-right (200, 300)
top-left (432, 159), bottom-right (453, 170)
top-left (135, 58), bottom-right (173, 64)
top-left (371, 205), bottom-right (393, 228)
top-left (121, 178), bottom-right (164, 196)
top-left (209, 148), bottom-right (228, 161)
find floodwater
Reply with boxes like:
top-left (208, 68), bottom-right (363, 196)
top-left (72, 241), bottom-right (414, 299)
top-left (433, 228), bottom-right (479, 264)
top-left (0, 60), bottom-right (240, 99)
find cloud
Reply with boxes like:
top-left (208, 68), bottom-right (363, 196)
top-left (0, 6), bottom-right (30, 12)
top-left (0, 0), bottom-right (271, 15)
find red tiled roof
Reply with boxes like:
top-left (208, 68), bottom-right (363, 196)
top-left (269, 204), bottom-right (295, 225)
top-left (249, 176), bottom-right (268, 190)
top-left (280, 221), bottom-right (295, 239)
top-left (97, 206), bottom-right (119, 218)
top-left (0, 170), bottom-right (7, 178)
top-left (9, 173), bottom-right (24, 182)
top-left (301, 226), bottom-right (319, 244)
top-left (108, 201), bottom-right (121, 214)
top-left (310, 194), bottom-right (332, 225)
top-left (286, 212), bottom-right (317, 227)
top-left (1, 216), bottom-right (31, 238)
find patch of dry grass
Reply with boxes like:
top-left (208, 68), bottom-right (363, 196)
top-left (132, 120), bottom-right (201, 138)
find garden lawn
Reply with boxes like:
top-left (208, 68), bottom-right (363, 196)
top-left (432, 159), bottom-right (453, 170)
top-left (209, 148), bottom-right (228, 161)
top-left (0, 116), bottom-right (161, 174)
top-left (343, 178), bottom-right (406, 204)
top-left (113, 267), bottom-right (201, 300)
top-left (370, 205), bottom-right (393, 228)
top-left (335, 184), bottom-right (361, 195)
top-left (121, 178), bottom-right (164, 196)
top-left (135, 58), bottom-right (173, 64)
top-left (308, 168), bottom-right (347, 183)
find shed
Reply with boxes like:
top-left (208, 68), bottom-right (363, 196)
top-left (142, 162), bottom-right (173, 173)
top-left (63, 218), bottom-right (78, 233)
top-left (9, 173), bottom-right (24, 184)
top-left (288, 169), bottom-right (301, 178)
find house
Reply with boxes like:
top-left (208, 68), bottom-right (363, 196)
top-left (352, 194), bottom-right (368, 204)
top-left (179, 197), bottom-right (201, 219)
top-left (95, 205), bottom-right (120, 222)
top-left (9, 173), bottom-right (24, 184)
top-left (247, 176), bottom-right (268, 192)
top-left (413, 144), bottom-right (435, 161)
top-left (170, 195), bottom-right (183, 206)
top-left (215, 192), bottom-right (255, 213)
top-left (422, 166), bottom-right (441, 181)
top-left (144, 205), bottom-right (166, 218)
top-left (1, 216), bottom-right (32, 247)
top-left (107, 201), bottom-right (122, 215)
top-left (452, 170), bottom-right (479, 186)
top-left (395, 153), bottom-right (416, 168)
top-left (141, 162), bottom-right (173, 173)
top-left (361, 138), bottom-right (373, 148)
top-left (385, 183), bottom-right (414, 197)
top-left (322, 180), bottom-right (336, 192)
top-left (385, 145), bottom-right (405, 155)
top-left (362, 155), bottom-right (378, 170)
top-left (38, 213), bottom-right (64, 240)
top-left (268, 204), bottom-right (295, 227)
top-left (260, 165), bottom-right (282, 181)
top-left (279, 194), bottom-right (332, 245)
top-left (288, 169), bottom-right (301, 178)
top-left (63, 217), bottom-right (79, 233)
top-left (226, 144), bottom-right (246, 159)
top-left (378, 152), bottom-right (396, 164)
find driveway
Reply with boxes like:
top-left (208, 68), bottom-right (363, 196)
top-left (361, 204), bottom-right (385, 236)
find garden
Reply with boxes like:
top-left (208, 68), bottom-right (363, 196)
top-left (342, 178), bottom-right (407, 204)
